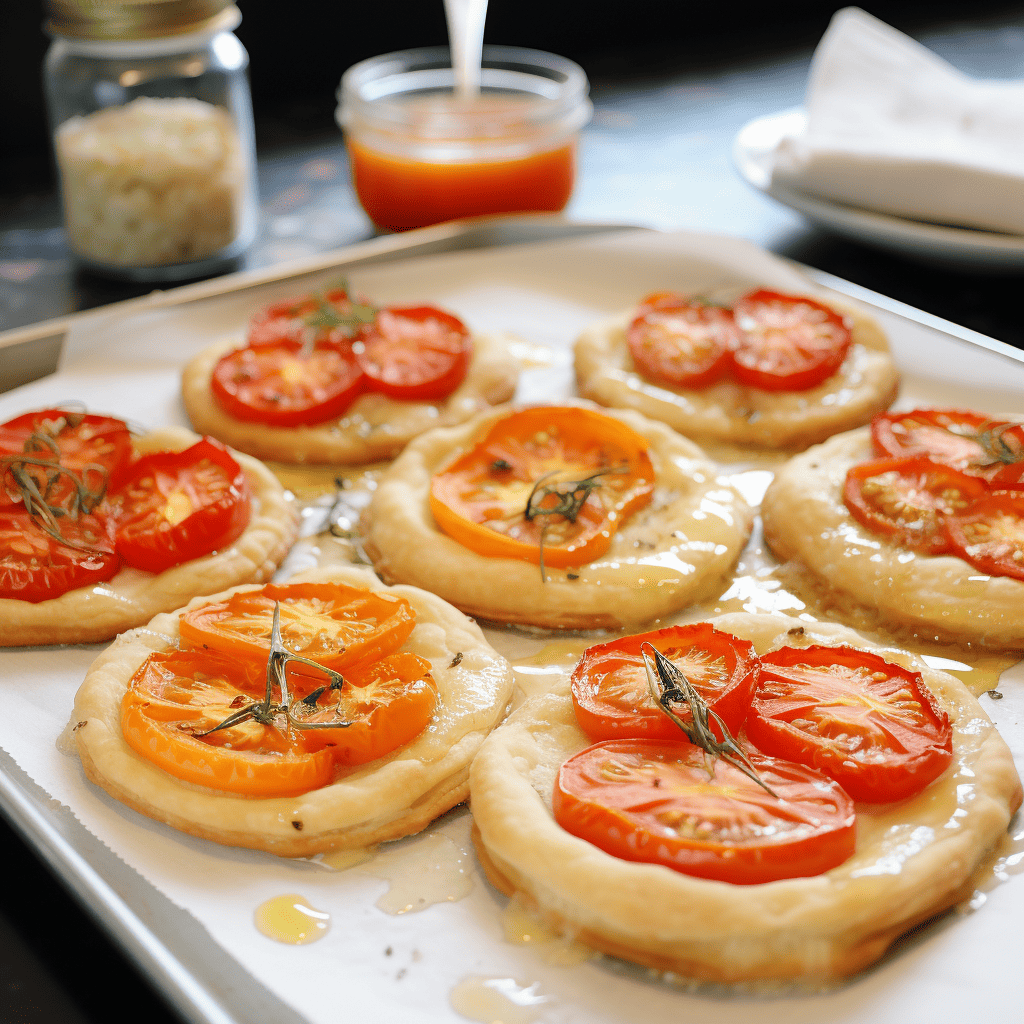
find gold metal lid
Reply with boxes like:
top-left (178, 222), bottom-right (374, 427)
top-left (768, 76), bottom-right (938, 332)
top-left (45, 1), bottom-right (240, 41)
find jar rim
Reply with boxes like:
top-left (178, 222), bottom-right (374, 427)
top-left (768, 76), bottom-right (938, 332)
top-left (338, 45), bottom-right (591, 138)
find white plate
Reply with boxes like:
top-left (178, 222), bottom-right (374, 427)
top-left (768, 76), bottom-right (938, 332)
top-left (3, 226), bottom-right (1024, 1024)
top-left (733, 109), bottom-right (1024, 271)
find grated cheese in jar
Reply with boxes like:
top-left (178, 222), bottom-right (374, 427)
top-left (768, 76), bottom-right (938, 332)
top-left (55, 96), bottom-right (247, 268)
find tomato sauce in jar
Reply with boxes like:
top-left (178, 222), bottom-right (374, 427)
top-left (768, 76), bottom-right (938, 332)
top-left (338, 47), bottom-right (591, 232)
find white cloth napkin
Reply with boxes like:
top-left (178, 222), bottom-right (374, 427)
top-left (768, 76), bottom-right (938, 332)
top-left (771, 7), bottom-right (1024, 235)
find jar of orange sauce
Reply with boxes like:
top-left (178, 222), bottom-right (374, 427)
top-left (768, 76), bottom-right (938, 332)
top-left (337, 46), bottom-right (592, 232)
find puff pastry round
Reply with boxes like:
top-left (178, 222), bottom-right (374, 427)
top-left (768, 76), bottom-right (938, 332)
top-left (181, 332), bottom-right (520, 464)
top-left (0, 426), bottom-right (297, 648)
top-left (72, 565), bottom-right (515, 856)
top-left (361, 403), bottom-right (754, 630)
top-left (762, 428), bottom-right (1024, 649)
top-left (574, 295), bottom-right (899, 450)
top-left (469, 613), bottom-right (1021, 982)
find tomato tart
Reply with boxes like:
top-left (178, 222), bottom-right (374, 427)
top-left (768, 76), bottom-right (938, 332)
top-left (181, 286), bottom-right (519, 464)
top-left (574, 288), bottom-right (899, 450)
top-left (71, 565), bottom-right (515, 855)
top-left (469, 613), bottom-right (1021, 982)
top-left (0, 409), bottom-right (297, 647)
top-left (361, 402), bottom-right (754, 629)
top-left (762, 409), bottom-right (1024, 649)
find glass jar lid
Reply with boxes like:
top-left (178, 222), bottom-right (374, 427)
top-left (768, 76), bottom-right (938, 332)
top-left (44, 0), bottom-right (240, 41)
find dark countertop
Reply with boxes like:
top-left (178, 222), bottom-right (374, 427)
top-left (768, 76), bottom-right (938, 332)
top-left (2, 6), bottom-right (1024, 1023)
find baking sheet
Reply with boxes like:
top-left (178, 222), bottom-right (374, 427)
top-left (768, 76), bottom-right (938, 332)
top-left (2, 228), bottom-right (1024, 1024)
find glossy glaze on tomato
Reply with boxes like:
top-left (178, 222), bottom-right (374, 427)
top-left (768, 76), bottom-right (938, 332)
top-left (844, 408), bottom-right (1024, 580)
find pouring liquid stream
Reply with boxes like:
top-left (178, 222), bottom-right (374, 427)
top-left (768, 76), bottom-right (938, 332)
top-left (444, 0), bottom-right (489, 99)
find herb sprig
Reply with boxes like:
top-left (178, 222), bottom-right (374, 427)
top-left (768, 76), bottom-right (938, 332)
top-left (197, 603), bottom-right (357, 739)
top-left (641, 642), bottom-right (777, 797)
top-left (523, 464), bottom-right (627, 582)
top-left (299, 279), bottom-right (378, 356)
top-left (0, 415), bottom-right (109, 552)
top-left (975, 421), bottom-right (1024, 467)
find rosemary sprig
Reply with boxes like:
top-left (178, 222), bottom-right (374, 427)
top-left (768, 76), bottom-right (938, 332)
top-left (524, 464), bottom-right (626, 524)
top-left (640, 642), bottom-right (777, 798)
top-left (976, 422), bottom-right (1024, 467)
top-left (196, 603), bottom-right (358, 739)
top-left (523, 464), bottom-right (628, 583)
top-left (1, 420), bottom-right (109, 552)
top-left (298, 280), bottom-right (378, 356)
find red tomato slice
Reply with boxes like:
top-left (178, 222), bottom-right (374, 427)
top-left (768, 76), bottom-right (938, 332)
top-left (247, 287), bottom-right (364, 349)
top-left (987, 425), bottom-right (1024, 489)
top-left (429, 406), bottom-right (654, 568)
top-left (0, 510), bottom-right (119, 602)
top-left (112, 438), bottom-right (250, 574)
top-left (731, 289), bottom-right (851, 391)
top-left (843, 456), bottom-right (988, 555)
top-left (0, 409), bottom-right (133, 509)
top-left (122, 648), bottom-right (334, 797)
top-left (944, 490), bottom-right (1024, 582)
top-left (870, 408), bottom-right (1024, 486)
top-left (178, 582), bottom-right (416, 676)
top-left (569, 623), bottom-right (758, 742)
top-left (553, 738), bottom-right (856, 884)
top-left (747, 645), bottom-right (953, 803)
top-left (872, 409), bottom-right (990, 465)
top-left (291, 652), bottom-right (437, 765)
top-left (354, 306), bottom-right (471, 401)
top-left (210, 341), bottom-right (365, 427)
top-left (626, 295), bottom-right (737, 389)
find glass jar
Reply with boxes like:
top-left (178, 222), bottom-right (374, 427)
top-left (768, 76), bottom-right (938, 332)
top-left (337, 46), bottom-right (592, 233)
top-left (42, 0), bottom-right (258, 282)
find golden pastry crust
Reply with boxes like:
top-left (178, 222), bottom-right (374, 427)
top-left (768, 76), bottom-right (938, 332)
top-left (361, 403), bottom-right (754, 630)
top-left (72, 565), bottom-right (516, 856)
top-left (762, 428), bottom-right (1024, 649)
top-left (0, 426), bottom-right (297, 648)
top-left (181, 332), bottom-right (520, 464)
top-left (469, 613), bottom-right (1022, 983)
top-left (574, 295), bottom-right (899, 450)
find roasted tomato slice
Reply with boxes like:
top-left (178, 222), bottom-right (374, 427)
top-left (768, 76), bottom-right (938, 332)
top-left (730, 289), bottom-right (851, 391)
top-left (0, 408), bottom-right (133, 508)
top-left (747, 645), bottom-right (953, 803)
top-left (211, 341), bottom-right (366, 427)
top-left (0, 510), bottom-right (119, 602)
top-left (354, 306), bottom-right (471, 402)
top-left (626, 294), bottom-right (737, 389)
top-left (429, 406), bottom-right (654, 568)
top-left (944, 490), bottom-right (1024, 582)
top-left (121, 648), bottom-right (334, 797)
top-left (871, 408), bottom-right (1024, 486)
top-left (291, 652), bottom-right (437, 765)
top-left (843, 456), bottom-right (987, 555)
top-left (569, 623), bottom-right (758, 742)
top-left (247, 287), bottom-right (372, 349)
top-left (111, 438), bottom-right (251, 574)
top-left (178, 582), bottom-right (416, 677)
top-left (553, 738), bottom-right (856, 884)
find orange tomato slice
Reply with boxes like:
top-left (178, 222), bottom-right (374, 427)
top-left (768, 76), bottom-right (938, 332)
top-left (178, 582), bottom-right (416, 677)
top-left (292, 652), bottom-right (437, 765)
top-left (429, 406), bottom-right (654, 568)
top-left (121, 649), bottom-right (334, 797)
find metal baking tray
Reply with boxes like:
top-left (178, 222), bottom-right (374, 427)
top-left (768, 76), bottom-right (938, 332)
top-left (2, 217), bottom-right (1023, 1024)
